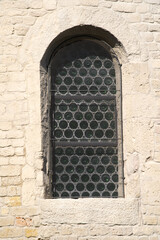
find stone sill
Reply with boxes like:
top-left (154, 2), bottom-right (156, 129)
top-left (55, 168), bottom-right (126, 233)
top-left (39, 198), bottom-right (139, 225)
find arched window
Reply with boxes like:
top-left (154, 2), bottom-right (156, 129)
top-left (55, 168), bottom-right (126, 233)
top-left (49, 37), bottom-right (123, 198)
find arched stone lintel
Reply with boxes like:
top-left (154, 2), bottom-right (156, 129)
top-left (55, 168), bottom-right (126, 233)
top-left (41, 25), bottom-right (125, 70)
top-left (19, 7), bottom-right (140, 67)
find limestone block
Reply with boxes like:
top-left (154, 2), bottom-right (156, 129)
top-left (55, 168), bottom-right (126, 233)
top-left (7, 8), bottom-right (27, 16)
top-left (11, 16), bottom-right (23, 25)
top-left (35, 158), bottom-right (43, 170)
top-left (113, 2), bottom-right (136, 12)
top-left (13, 0), bottom-right (29, 9)
top-left (6, 196), bottom-right (21, 207)
top-left (125, 13), bottom-right (140, 23)
top-left (150, 236), bottom-right (159, 240)
top-left (110, 226), bottom-right (133, 236)
top-left (28, 0), bottom-right (43, 9)
top-left (137, 4), bottom-right (149, 13)
top-left (0, 130), bottom-right (7, 139)
top-left (139, 237), bottom-right (149, 240)
top-left (0, 227), bottom-right (23, 238)
top-left (143, 215), bottom-right (158, 225)
top-left (43, 0), bottom-right (56, 10)
top-left (151, 59), bottom-right (160, 69)
top-left (12, 139), bottom-right (25, 147)
top-left (36, 171), bottom-right (43, 186)
top-left (154, 152), bottom-right (160, 162)
top-left (10, 206), bottom-right (27, 216)
top-left (0, 146), bottom-right (14, 157)
top-left (51, 236), bottom-right (77, 240)
top-left (1, 176), bottom-right (21, 186)
top-left (57, 0), bottom-right (79, 7)
top-left (143, 13), bottom-right (154, 23)
top-left (26, 70), bottom-right (41, 94)
top-left (0, 83), bottom-right (6, 93)
top-left (15, 24), bottom-right (29, 36)
top-left (0, 216), bottom-right (14, 226)
top-left (22, 180), bottom-right (36, 206)
top-left (25, 124), bottom-right (41, 166)
top-left (14, 112), bottom-right (29, 126)
top-left (7, 63), bottom-right (23, 72)
top-left (22, 165), bottom-right (35, 180)
top-left (0, 187), bottom-right (7, 197)
top-left (149, 24), bottom-right (160, 32)
top-left (133, 226), bottom-right (158, 235)
top-left (23, 16), bottom-right (36, 25)
top-left (59, 225), bottom-right (72, 235)
top-left (0, 103), bottom-right (6, 115)
top-left (72, 226), bottom-right (88, 236)
top-left (79, 0), bottom-right (99, 6)
top-left (145, 0), bottom-right (160, 4)
top-left (0, 122), bottom-right (12, 131)
top-left (27, 206), bottom-right (40, 216)
top-left (16, 217), bottom-right (32, 227)
top-left (9, 156), bottom-right (25, 165)
top-left (0, 64), bottom-right (6, 73)
top-left (7, 81), bottom-right (26, 92)
top-left (29, 9), bottom-right (47, 17)
top-left (7, 130), bottom-right (24, 139)
top-left (155, 33), bottom-right (160, 42)
top-left (0, 139), bottom-right (11, 147)
top-left (151, 5), bottom-right (160, 14)
top-left (6, 46), bottom-right (18, 56)
top-left (142, 205), bottom-right (160, 215)
top-left (89, 225), bottom-right (109, 236)
top-left (33, 216), bottom-right (40, 227)
top-left (15, 147), bottom-right (25, 156)
top-left (40, 198), bottom-right (139, 225)
top-left (0, 74), bottom-right (8, 83)
top-left (7, 186), bottom-right (21, 196)
top-left (25, 228), bottom-right (38, 238)
top-left (151, 80), bottom-right (160, 91)
top-left (126, 152), bottom-right (139, 176)
top-left (0, 165), bottom-right (21, 176)
top-left (0, 157), bottom-right (9, 166)
top-left (8, 72), bottom-right (25, 82)
top-left (0, 207), bottom-right (9, 215)
top-left (39, 226), bottom-right (58, 238)
top-left (123, 172), bottom-right (140, 198)
top-left (142, 32), bottom-right (154, 42)
top-left (154, 15), bottom-right (160, 23)
top-left (99, 1), bottom-right (112, 8)
top-left (141, 162), bottom-right (160, 205)
top-left (0, 25), bottom-right (13, 36)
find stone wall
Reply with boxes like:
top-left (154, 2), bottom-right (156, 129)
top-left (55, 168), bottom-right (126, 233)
top-left (0, 0), bottom-right (160, 239)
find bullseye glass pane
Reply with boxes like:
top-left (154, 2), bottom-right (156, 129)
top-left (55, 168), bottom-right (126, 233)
top-left (71, 174), bottom-right (79, 182)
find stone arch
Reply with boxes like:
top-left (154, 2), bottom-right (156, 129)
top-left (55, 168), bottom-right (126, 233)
top-left (41, 25), bottom-right (124, 69)
top-left (39, 26), bottom-right (124, 197)
top-left (20, 7), bottom-right (139, 66)
top-left (19, 7), bottom-right (139, 197)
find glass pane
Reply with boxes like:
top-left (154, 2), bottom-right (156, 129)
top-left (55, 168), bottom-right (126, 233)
top-left (51, 39), bottom-right (119, 198)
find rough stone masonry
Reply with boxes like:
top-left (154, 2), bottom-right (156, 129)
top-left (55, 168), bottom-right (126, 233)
top-left (0, 0), bottom-right (160, 239)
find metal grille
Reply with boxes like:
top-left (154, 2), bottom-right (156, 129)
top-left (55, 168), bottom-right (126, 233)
top-left (51, 39), bottom-right (120, 198)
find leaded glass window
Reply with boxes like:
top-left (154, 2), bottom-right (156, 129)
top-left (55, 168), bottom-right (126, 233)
top-left (50, 38), bottom-right (123, 198)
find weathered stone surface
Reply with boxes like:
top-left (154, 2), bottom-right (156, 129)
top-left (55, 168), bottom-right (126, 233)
top-left (0, 0), bottom-right (160, 239)
top-left (0, 227), bottom-right (23, 238)
top-left (40, 198), bottom-right (139, 224)
top-left (22, 180), bottom-right (36, 206)
top-left (0, 165), bottom-right (21, 176)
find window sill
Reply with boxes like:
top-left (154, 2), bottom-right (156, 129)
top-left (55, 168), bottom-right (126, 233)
top-left (39, 198), bottom-right (139, 225)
